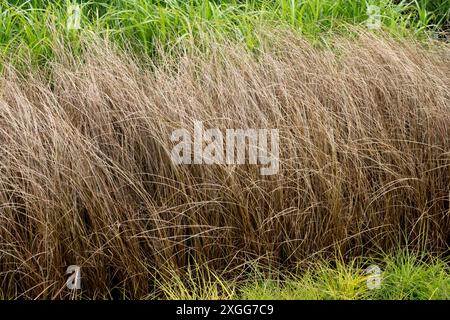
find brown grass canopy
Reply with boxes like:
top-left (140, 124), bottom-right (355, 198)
top-left (0, 33), bottom-right (449, 298)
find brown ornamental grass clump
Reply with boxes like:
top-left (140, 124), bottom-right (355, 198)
top-left (0, 31), bottom-right (449, 298)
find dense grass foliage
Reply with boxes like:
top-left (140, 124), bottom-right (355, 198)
top-left (0, 0), bottom-right (449, 300)
top-left (0, 32), bottom-right (448, 298)
top-left (0, 0), bottom-right (449, 65)
top-left (394, 0), bottom-right (450, 30)
top-left (151, 252), bottom-right (449, 300)
top-left (239, 253), bottom-right (450, 300)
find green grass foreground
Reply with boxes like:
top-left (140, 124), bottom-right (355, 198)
top-left (130, 252), bottom-right (450, 300)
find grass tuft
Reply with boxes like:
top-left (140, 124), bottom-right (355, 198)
top-left (0, 31), bottom-right (448, 298)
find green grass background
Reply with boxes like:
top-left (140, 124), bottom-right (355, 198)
top-left (1, 0), bottom-right (449, 65)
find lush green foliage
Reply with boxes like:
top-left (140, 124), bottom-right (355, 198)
top-left (154, 252), bottom-right (449, 300)
top-left (1, 0), bottom-right (448, 64)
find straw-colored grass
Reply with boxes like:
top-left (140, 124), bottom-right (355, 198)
top-left (0, 31), bottom-right (449, 299)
